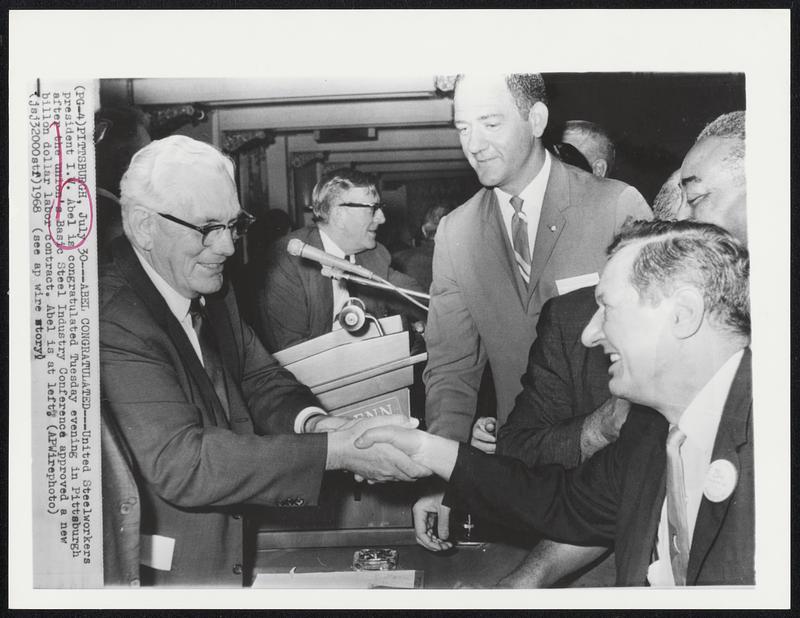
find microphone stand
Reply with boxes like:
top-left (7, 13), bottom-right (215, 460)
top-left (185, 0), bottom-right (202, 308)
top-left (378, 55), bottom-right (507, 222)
top-left (320, 266), bottom-right (430, 311)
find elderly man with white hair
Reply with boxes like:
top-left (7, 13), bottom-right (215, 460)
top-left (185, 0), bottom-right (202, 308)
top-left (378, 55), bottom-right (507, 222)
top-left (99, 135), bottom-right (427, 587)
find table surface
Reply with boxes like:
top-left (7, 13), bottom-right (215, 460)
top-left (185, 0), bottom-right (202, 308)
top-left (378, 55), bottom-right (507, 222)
top-left (255, 541), bottom-right (615, 589)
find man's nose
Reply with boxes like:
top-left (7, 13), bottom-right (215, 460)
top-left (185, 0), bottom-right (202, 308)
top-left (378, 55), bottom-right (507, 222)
top-left (581, 307), bottom-right (604, 348)
top-left (373, 207), bottom-right (386, 225)
top-left (212, 227), bottom-right (236, 257)
top-left (465, 127), bottom-right (486, 155)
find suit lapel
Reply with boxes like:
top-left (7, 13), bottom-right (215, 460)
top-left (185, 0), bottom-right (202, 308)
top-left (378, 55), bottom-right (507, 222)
top-left (112, 237), bottom-right (229, 428)
top-left (687, 350), bottom-right (752, 583)
top-left (307, 227), bottom-right (335, 331)
top-left (528, 158), bottom-right (567, 304)
top-left (479, 190), bottom-right (528, 307)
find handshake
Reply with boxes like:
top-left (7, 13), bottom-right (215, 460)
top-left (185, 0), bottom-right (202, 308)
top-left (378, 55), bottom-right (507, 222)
top-left (321, 414), bottom-right (458, 484)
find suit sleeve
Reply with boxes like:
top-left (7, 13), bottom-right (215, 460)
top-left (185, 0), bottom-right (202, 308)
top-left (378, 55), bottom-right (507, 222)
top-left (496, 297), bottom-right (586, 468)
top-left (231, 291), bottom-right (324, 435)
top-left (445, 440), bottom-right (623, 547)
top-left (614, 186), bottom-right (652, 228)
top-left (256, 242), bottom-right (313, 352)
top-left (100, 307), bottom-right (326, 510)
top-left (423, 216), bottom-right (487, 441)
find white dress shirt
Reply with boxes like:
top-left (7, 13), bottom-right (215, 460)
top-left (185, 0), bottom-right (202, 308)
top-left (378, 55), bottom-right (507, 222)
top-left (319, 227), bottom-right (355, 324)
top-left (647, 348), bottom-right (745, 586)
top-left (133, 247), bottom-right (322, 434)
top-left (495, 149), bottom-right (552, 261)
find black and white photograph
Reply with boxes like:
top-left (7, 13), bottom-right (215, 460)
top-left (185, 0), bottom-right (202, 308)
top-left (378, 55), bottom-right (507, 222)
top-left (8, 8), bottom-right (791, 610)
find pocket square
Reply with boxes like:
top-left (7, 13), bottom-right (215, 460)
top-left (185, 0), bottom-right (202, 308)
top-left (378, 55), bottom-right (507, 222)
top-left (556, 272), bottom-right (600, 295)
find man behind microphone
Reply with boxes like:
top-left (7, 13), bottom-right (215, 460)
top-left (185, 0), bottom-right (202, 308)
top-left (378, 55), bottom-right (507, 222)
top-left (256, 168), bottom-right (424, 352)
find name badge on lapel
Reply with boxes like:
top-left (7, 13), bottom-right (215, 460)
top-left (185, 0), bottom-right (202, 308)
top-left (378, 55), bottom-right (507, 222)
top-left (555, 272), bottom-right (600, 295)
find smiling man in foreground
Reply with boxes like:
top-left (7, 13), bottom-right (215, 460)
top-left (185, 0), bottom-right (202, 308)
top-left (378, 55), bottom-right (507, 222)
top-left (357, 220), bottom-right (753, 586)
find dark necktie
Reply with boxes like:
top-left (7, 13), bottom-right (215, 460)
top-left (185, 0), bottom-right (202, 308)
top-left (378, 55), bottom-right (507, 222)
top-left (665, 425), bottom-right (691, 585)
top-left (510, 195), bottom-right (531, 286)
top-left (189, 297), bottom-right (230, 423)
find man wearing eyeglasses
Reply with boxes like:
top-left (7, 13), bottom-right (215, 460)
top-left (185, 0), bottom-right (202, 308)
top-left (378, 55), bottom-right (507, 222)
top-left (99, 137), bottom-right (429, 586)
top-left (256, 167), bottom-right (423, 353)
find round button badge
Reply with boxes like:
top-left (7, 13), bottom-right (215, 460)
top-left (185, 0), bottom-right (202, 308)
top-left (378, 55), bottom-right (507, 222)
top-left (703, 459), bottom-right (738, 502)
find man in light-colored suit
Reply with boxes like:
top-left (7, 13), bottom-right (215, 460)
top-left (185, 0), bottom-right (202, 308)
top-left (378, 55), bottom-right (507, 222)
top-left (418, 73), bottom-right (650, 537)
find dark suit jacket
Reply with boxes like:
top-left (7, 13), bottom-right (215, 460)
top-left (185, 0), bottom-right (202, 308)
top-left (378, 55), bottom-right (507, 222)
top-left (255, 225), bottom-right (424, 352)
top-left (497, 285), bottom-right (612, 468)
top-left (424, 158), bottom-right (651, 440)
top-left (447, 349), bottom-right (754, 586)
top-left (392, 238), bottom-right (436, 293)
top-left (100, 236), bottom-right (328, 586)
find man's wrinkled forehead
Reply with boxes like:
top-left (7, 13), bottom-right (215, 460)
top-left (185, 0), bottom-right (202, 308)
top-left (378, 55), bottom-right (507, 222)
top-left (157, 160), bottom-right (239, 218)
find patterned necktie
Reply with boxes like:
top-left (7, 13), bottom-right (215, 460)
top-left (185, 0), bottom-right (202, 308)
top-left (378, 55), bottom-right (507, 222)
top-left (510, 195), bottom-right (531, 285)
top-left (189, 297), bottom-right (230, 422)
top-left (665, 425), bottom-right (691, 585)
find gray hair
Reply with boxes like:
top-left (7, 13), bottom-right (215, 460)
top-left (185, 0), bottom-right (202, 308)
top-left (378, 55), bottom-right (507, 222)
top-left (119, 135), bottom-right (236, 237)
top-left (608, 220), bottom-right (750, 337)
top-left (311, 168), bottom-right (378, 223)
top-left (696, 110), bottom-right (745, 186)
top-left (562, 119), bottom-right (616, 174)
top-left (455, 73), bottom-right (548, 118)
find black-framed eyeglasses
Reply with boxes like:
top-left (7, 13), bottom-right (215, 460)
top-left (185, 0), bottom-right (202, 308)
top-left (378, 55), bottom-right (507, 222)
top-left (158, 210), bottom-right (256, 247)
top-left (337, 202), bottom-right (386, 216)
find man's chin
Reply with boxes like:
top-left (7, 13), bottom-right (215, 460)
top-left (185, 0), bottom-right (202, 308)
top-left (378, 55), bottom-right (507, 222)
top-left (196, 275), bottom-right (224, 295)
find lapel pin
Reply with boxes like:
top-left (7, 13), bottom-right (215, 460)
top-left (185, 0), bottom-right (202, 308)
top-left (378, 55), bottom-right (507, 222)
top-left (549, 225), bottom-right (557, 232)
top-left (703, 459), bottom-right (738, 502)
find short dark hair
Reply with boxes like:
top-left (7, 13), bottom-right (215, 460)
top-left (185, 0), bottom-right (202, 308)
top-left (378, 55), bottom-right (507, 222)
top-left (311, 168), bottom-right (379, 223)
top-left (608, 220), bottom-right (750, 337)
top-left (504, 74), bottom-right (548, 117)
top-left (454, 73), bottom-right (548, 118)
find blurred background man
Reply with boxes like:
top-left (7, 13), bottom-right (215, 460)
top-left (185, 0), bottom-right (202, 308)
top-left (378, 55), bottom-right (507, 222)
top-left (255, 168), bottom-right (424, 353)
top-left (392, 204), bottom-right (450, 292)
top-left (560, 119), bottom-right (616, 178)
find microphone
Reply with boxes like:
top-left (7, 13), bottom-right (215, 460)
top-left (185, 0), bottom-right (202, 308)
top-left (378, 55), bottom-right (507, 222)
top-left (287, 238), bottom-right (377, 280)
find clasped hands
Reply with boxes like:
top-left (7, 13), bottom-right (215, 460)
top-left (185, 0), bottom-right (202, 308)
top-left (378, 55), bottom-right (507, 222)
top-left (324, 415), bottom-right (460, 550)
top-left (324, 414), bottom-right (437, 484)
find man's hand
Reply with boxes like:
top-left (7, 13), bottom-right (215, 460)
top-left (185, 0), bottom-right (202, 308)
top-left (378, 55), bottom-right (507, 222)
top-left (326, 415), bottom-right (432, 483)
top-left (579, 396), bottom-right (631, 462)
top-left (470, 416), bottom-right (497, 454)
top-left (412, 492), bottom-right (453, 552)
top-left (305, 414), bottom-right (348, 433)
top-left (354, 424), bottom-right (459, 481)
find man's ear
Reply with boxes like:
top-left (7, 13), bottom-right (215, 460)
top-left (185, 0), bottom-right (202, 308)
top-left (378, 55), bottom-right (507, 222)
top-left (592, 159), bottom-right (609, 178)
top-left (128, 206), bottom-right (156, 251)
top-left (528, 101), bottom-right (549, 139)
top-left (672, 287), bottom-right (705, 339)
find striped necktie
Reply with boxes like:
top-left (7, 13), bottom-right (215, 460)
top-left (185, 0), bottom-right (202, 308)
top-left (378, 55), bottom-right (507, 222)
top-left (510, 195), bottom-right (531, 285)
top-left (665, 425), bottom-right (691, 585)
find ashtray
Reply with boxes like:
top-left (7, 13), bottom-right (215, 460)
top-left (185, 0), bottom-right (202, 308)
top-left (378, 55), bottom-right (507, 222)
top-left (352, 548), bottom-right (398, 571)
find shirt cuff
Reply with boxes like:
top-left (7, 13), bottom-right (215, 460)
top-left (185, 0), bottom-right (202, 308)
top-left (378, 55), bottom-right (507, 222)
top-left (294, 406), bottom-right (327, 434)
